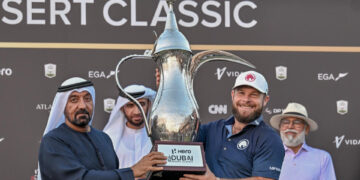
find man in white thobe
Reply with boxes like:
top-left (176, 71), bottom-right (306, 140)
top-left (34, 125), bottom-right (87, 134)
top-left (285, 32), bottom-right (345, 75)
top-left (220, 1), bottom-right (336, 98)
top-left (103, 84), bottom-right (156, 168)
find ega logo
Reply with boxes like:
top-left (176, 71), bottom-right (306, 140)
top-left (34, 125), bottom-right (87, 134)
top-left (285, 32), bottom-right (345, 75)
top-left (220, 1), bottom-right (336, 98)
top-left (318, 73), bottom-right (348, 81)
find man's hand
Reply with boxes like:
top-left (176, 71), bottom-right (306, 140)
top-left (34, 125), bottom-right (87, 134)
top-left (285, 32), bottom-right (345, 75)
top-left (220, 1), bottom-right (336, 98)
top-left (180, 165), bottom-right (217, 180)
top-left (131, 152), bottom-right (167, 178)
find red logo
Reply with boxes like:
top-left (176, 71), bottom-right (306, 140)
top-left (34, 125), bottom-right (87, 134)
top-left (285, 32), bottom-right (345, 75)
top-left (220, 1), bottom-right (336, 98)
top-left (245, 73), bottom-right (256, 82)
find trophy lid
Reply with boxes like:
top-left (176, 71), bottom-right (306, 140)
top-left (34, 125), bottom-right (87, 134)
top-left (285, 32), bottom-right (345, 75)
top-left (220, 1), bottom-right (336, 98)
top-left (154, 1), bottom-right (191, 54)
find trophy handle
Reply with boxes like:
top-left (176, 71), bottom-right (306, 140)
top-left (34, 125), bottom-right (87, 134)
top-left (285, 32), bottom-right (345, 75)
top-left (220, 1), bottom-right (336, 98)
top-left (115, 54), bottom-right (154, 137)
top-left (188, 50), bottom-right (255, 108)
top-left (189, 50), bottom-right (255, 78)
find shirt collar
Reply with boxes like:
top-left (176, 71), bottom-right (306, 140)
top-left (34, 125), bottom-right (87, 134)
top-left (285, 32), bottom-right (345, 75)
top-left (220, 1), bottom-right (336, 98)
top-left (249, 116), bottom-right (263, 126)
top-left (225, 116), bottom-right (263, 137)
top-left (224, 115), bottom-right (263, 126)
top-left (284, 141), bottom-right (309, 153)
top-left (301, 141), bottom-right (310, 151)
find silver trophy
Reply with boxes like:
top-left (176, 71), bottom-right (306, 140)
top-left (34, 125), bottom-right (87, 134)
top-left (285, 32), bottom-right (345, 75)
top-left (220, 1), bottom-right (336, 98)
top-left (115, 0), bottom-right (254, 178)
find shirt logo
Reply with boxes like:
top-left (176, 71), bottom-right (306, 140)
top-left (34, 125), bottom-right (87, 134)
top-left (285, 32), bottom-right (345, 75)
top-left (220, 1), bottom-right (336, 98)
top-left (269, 166), bottom-right (281, 172)
top-left (237, 139), bottom-right (249, 150)
top-left (245, 73), bottom-right (255, 82)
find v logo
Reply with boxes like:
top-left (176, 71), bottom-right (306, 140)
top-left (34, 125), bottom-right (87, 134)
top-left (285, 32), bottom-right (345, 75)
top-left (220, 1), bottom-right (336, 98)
top-left (215, 67), bottom-right (227, 80)
top-left (334, 135), bottom-right (345, 149)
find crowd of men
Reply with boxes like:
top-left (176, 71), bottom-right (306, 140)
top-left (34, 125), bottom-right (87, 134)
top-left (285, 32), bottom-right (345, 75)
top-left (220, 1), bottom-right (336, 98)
top-left (38, 70), bottom-right (336, 180)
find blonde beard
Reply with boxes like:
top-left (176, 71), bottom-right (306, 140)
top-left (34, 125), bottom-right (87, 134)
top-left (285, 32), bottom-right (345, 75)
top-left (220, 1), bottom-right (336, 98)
top-left (280, 129), bottom-right (306, 147)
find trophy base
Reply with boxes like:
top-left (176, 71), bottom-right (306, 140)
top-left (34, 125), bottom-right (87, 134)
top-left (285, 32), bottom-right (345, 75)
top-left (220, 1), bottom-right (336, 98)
top-left (146, 141), bottom-right (206, 180)
top-left (147, 170), bottom-right (205, 180)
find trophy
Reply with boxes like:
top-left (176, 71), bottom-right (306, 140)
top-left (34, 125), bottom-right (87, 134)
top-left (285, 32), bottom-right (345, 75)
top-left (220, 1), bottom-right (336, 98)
top-left (115, 0), bottom-right (255, 179)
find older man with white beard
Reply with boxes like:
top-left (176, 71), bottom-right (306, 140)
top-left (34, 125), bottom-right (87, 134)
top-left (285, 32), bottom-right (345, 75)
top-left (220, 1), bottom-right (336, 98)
top-left (270, 102), bottom-right (336, 180)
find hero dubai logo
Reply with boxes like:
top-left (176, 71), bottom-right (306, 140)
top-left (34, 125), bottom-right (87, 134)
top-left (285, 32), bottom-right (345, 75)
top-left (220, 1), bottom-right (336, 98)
top-left (237, 139), bottom-right (249, 150)
top-left (208, 104), bottom-right (227, 114)
top-left (215, 67), bottom-right (241, 80)
top-left (337, 100), bottom-right (348, 115)
top-left (333, 135), bottom-right (360, 149)
top-left (89, 70), bottom-right (118, 79)
top-left (104, 98), bottom-right (116, 113)
top-left (275, 66), bottom-right (287, 80)
top-left (0, 68), bottom-right (13, 77)
top-left (168, 148), bottom-right (194, 163)
top-left (44, 64), bottom-right (56, 78)
top-left (318, 72), bottom-right (348, 81)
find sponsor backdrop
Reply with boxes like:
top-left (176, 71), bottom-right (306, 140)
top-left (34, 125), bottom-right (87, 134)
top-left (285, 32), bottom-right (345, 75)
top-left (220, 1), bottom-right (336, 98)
top-left (0, 0), bottom-right (359, 179)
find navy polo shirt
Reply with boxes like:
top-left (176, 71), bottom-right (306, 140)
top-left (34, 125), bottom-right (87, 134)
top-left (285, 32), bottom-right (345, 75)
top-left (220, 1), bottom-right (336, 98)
top-left (197, 116), bottom-right (284, 179)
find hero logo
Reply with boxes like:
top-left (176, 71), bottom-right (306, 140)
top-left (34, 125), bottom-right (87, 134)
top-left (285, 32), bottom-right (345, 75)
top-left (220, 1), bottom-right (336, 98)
top-left (208, 104), bottom-right (227, 114)
top-left (89, 70), bottom-right (118, 79)
top-left (215, 67), bottom-right (241, 80)
top-left (318, 72), bottom-right (348, 81)
top-left (0, 68), bottom-right (13, 76)
top-left (334, 135), bottom-right (360, 149)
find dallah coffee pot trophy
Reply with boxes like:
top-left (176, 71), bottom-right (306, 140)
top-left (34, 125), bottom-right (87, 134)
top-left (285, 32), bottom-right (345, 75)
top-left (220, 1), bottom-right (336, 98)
top-left (115, 0), bottom-right (255, 179)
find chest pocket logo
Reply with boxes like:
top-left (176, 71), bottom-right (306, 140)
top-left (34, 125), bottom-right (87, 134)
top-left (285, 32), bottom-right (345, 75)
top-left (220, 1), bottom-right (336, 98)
top-left (237, 139), bottom-right (249, 150)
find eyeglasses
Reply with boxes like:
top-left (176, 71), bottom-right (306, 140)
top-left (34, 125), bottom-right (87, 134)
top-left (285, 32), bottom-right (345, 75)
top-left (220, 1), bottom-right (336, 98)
top-left (280, 119), bottom-right (306, 128)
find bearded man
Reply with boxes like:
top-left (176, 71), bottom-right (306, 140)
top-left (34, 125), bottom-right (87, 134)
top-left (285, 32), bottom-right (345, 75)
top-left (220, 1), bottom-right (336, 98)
top-left (269, 102), bottom-right (336, 180)
top-left (181, 71), bottom-right (285, 180)
top-left (103, 84), bottom-right (156, 169)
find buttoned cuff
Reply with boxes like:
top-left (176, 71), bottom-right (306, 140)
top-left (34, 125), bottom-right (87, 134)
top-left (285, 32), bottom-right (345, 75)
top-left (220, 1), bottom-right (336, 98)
top-left (114, 168), bottom-right (135, 180)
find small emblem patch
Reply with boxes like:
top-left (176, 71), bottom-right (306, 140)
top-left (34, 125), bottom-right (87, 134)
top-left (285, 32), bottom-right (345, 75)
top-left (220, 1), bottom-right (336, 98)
top-left (237, 139), bottom-right (249, 150)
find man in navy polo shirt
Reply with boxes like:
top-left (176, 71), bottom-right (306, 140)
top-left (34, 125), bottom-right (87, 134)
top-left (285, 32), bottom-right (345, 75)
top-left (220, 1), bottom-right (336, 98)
top-left (181, 70), bottom-right (285, 180)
